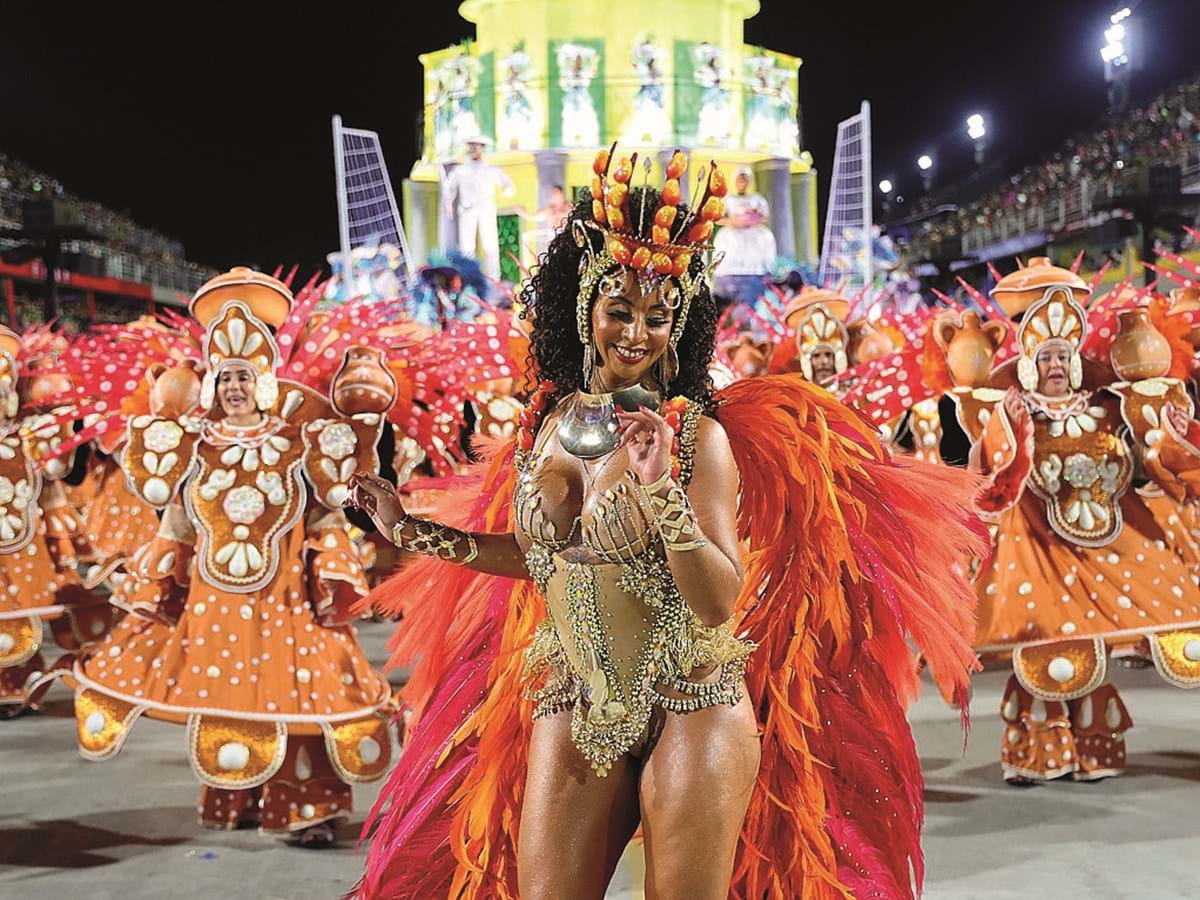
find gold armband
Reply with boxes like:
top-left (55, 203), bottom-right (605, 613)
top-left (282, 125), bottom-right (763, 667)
top-left (637, 471), bottom-right (707, 552)
top-left (391, 517), bottom-right (479, 564)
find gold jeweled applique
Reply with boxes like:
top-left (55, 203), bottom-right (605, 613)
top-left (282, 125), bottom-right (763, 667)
top-left (521, 548), bottom-right (752, 775)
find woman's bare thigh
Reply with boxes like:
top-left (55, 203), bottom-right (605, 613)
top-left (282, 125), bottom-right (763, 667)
top-left (518, 709), bottom-right (642, 900)
top-left (638, 690), bottom-right (760, 900)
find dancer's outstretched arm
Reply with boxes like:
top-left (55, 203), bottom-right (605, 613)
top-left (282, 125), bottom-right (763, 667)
top-left (346, 472), bottom-right (529, 579)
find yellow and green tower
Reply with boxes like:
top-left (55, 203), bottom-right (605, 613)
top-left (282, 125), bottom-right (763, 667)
top-left (405, 0), bottom-right (817, 281)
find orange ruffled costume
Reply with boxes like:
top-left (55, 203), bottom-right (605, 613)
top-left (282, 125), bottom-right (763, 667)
top-left (354, 375), bottom-right (986, 900)
top-left (963, 285), bottom-right (1200, 783)
top-left (66, 269), bottom-right (400, 833)
top-left (0, 326), bottom-right (112, 713)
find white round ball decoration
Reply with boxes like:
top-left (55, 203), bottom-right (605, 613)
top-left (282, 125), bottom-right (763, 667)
top-left (0, 634), bottom-right (14, 654)
top-left (358, 736), bottom-right (382, 766)
top-left (217, 741), bottom-right (251, 771)
top-left (1183, 640), bottom-right (1200, 662)
top-left (143, 477), bottom-right (170, 506)
top-left (1047, 656), bottom-right (1076, 684)
top-left (85, 711), bottom-right (106, 736)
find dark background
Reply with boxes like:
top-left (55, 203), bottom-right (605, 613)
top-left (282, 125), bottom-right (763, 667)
top-left (2, 0), bottom-right (1197, 271)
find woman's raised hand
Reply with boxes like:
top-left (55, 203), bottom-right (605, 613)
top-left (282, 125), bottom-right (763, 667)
top-left (345, 472), bottom-right (406, 533)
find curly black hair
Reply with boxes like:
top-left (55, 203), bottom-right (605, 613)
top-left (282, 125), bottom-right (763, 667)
top-left (519, 187), bottom-right (717, 409)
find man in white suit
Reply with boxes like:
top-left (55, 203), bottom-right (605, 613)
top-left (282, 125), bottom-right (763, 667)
top-left (443, 136), bottom-right (515, 280)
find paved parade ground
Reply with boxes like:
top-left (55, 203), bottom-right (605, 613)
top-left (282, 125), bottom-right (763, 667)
top-left (3, 622), bottom-right (1199, 900)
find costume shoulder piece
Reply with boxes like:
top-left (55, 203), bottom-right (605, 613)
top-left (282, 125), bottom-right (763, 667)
top-left (0, 423), bottom-right (40, 552)
top-left (955, 386), bottom-right (1008, 443)
top-left (1109, 376), bottom-right (1193, 453)
top-left (21, 409), bottom-right (77, 481)
top-left (302, 413), bottom-right (388, 510)
top-left (122, 415), bottom-right (202, 509)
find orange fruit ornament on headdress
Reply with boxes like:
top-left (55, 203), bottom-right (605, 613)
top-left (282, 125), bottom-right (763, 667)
top-left (588, 145), bottom-right (727, 280)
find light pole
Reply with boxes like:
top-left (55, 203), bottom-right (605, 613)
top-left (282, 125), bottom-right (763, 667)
top-left (916, 156), bottom-right (936, 193)
top-left (967, 113), bottom-right (988, 165)
top-left (878, 179), bottom-right (894, 216)
top-left (1100, 7), bottom-right (1139, 113)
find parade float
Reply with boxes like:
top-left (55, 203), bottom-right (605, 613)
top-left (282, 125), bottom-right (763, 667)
top-left (402, 0), bottom-right (819, 283)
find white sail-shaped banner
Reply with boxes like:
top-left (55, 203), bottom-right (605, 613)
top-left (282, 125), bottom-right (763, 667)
top-left (818, 100), bottom-right (873, 295)
top-left (332, 114), bottom-right (414, 292)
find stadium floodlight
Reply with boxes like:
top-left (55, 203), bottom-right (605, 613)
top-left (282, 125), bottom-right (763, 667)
top-left (1101, 6), bottom-right (1138, 112)
top-left (966, 114), bottom-right (986, 141)
top-left (917, 154), bottom-right (935, 190)
top-left (1100, 19), bottom-right (1130, 66)
top-left (879, 179), bottom-right (893, 194)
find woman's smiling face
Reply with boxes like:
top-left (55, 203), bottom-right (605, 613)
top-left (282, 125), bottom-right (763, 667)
top-left (216, 365), bottom-right (257, 417)
top-left (590, 269), bottom-right (674, 389)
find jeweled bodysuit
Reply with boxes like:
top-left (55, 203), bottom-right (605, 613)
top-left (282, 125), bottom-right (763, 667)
top-left (514, 398), bottom-right (752, 774)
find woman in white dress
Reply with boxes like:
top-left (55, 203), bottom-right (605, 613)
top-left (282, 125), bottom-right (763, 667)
top-left (713, 168), bottom-right (777, 306)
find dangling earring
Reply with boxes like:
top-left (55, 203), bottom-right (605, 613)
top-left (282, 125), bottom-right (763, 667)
top-left (1068, 353), bottom-right (1083, 390)
top-left (582, 340), bottom-right (596, 388)
top-left (1017, 356), bottom-right (1037, 392)
top-left (657, 344), bottom-right (679, 388)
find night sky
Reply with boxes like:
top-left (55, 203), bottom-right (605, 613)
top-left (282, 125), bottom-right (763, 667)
top-left (2, 0), bottom-right (1198, 272)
